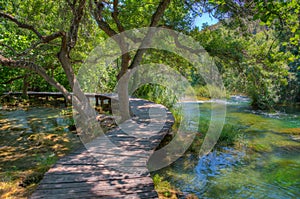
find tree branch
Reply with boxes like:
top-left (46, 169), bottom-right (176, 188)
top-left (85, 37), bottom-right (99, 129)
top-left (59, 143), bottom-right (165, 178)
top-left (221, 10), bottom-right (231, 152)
top-left (68, 0), bottom-right (86, 50)
top-left (1, 75), bottom-right (28, 85)
top-left (1, 32), bottom-right (63, 58)
top-left (0, 54), bottom-right (72, 101)
top-left (149, 0), bottom-right (171, 27)
top-left (0, 12), bottom-right (43, 38)
top-left (168, 29), bottom-right (207, 54)
top-left (90, 0), bottom-right (118, 37)
top-left (112, 0), bottom-right (125, 32)
top-left (0, 11), bottom-right (64, 56)
top-left (90, 0), bottom-right (130, 70)
top-left (19, 32), bottom-right (63, 56)
top-left (0, 43), bottom-right (17, 54)
top-left (128, 0), bottom-right (171, 70)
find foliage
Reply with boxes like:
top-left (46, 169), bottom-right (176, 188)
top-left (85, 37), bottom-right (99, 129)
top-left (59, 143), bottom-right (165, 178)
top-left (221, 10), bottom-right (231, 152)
top-left (217, 124), bottom-right (243, 146)
top-left (1, 0), bottom-right (298, 110)
top-left (133, 83), bottom-right (177, 108)
top-left (253, 0), bottom-right (300, 60)
top-left (191, 19), bottom-right (298, 109)
top-left (153, 174), bottom-right (177, 198)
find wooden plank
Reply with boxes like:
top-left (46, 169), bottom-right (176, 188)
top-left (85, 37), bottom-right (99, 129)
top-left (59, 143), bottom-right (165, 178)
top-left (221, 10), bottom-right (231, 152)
top-left (31, 190), bottom-right (158, 199)
top-left (32, 184), bottom-right (156, 195)
top-left (40, 173), bottom-right (152, 184)
top-left (37, 177), bottom-right (155, 189)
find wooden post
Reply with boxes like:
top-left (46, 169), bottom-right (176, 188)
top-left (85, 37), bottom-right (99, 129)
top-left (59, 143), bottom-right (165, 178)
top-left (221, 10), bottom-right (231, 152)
top-left (108, 99), bottom-right (112, 113)
top-left (101, 98), bottom-right (104, 107)
top-left (96, 96), bottom-right (99, 106)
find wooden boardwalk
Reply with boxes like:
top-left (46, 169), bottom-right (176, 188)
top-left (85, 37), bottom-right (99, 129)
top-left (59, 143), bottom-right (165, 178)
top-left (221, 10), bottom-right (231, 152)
top-left (30, 98), bottom-right (174, 199)
top-left (3, 91), bottom-right (116, 112)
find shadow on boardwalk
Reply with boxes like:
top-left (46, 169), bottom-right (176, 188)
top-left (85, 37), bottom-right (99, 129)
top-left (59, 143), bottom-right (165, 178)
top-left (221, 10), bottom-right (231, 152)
top-left (30, 98), bottom-right (174, 199)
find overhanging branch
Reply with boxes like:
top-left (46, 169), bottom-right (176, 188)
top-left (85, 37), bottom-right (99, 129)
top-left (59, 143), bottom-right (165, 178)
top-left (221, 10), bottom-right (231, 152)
top-left (0, 12), bottom-right (43, 38)
top-left (0, 54), bottom-right (72, 101)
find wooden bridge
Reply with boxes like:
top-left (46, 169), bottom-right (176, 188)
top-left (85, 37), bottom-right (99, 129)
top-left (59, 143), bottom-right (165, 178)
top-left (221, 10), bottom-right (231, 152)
top-left (26, 96), bottom-right (174, 198)
top-left (3, 91), bottom-right (115, 112)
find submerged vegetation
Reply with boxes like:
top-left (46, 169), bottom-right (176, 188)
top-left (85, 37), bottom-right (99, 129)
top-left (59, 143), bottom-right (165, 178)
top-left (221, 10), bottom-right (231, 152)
top-left (0, 106), bottom-right (81, 198)
top-left (152, 174), bottom-right (179, 199)
top-left (152, 99), bottom-right (300, 198)
top-left (0, 100), bottom-right (118, 198)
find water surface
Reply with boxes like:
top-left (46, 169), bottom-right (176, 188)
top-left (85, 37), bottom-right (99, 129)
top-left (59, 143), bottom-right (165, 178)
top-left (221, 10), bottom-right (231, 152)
top-left (154, 96), bottom-right (300, 198)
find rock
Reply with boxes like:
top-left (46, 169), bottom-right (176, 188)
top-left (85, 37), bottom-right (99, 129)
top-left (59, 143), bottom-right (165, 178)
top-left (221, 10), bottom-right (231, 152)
top-left (291, 135), bottom-right (300, 142)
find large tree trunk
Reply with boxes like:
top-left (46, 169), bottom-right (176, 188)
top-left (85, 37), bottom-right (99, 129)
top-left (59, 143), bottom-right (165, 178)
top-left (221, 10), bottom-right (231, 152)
top-left (115, 52), bottom-right (131, 121)
top-left (117, 74), bottom-right (130, 121)
top-left (114, 0), bottom-right (171, 122)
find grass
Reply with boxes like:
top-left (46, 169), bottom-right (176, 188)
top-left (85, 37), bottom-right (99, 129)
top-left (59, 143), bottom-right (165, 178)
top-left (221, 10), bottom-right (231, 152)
top-left (0, 139), bottom-right (80, 198)
top-left (186, 116), bottom-right (246, 153)
top-left (190, 85), bottom-right (227, 100)
top-left (152, 174), bottom-right (179, 199)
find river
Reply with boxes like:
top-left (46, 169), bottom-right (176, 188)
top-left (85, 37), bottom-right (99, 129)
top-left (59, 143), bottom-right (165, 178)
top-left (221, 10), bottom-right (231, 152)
top-left (153, 96), bottom-right (300, 198)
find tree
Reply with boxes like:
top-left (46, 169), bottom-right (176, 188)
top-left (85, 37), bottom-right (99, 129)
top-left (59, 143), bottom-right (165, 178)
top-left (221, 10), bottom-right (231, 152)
top-left (0, 0), bottom-right (195, 120)
top-left (88, 0), bottom-right (179, 120)
top-left (0, 0), bottom-right (85, 99)
top-left (2, 0), bottom-right (296, 113)
top-left (188, 0), bottom-right (299, 109)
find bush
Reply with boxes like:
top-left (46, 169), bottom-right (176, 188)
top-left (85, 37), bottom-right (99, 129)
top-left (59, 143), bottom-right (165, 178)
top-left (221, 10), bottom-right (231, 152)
top-left (192, 84), bottom-right (226, 99)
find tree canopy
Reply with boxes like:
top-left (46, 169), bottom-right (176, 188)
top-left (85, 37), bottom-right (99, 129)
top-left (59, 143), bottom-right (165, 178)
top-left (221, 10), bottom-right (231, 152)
top-left (0, 0), bottom-right (299, 110)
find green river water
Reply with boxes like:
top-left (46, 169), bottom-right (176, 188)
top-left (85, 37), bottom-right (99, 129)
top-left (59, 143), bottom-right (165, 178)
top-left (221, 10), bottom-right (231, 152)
top-left (154, 96), bottom-right (300, 199)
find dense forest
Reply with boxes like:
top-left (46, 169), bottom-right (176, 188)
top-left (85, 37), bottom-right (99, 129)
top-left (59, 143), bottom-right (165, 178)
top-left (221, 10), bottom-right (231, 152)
top-left (0, 0), bottom-right (299, 110)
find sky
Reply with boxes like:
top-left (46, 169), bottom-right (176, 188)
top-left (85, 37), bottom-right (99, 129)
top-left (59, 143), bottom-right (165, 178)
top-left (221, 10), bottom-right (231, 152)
top-left (193, 13), bottom-right (219, 29)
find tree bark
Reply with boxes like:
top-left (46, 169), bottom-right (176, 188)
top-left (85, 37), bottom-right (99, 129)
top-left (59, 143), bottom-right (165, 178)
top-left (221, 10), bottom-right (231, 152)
top-left (117, 71), bottom-right (131, 121)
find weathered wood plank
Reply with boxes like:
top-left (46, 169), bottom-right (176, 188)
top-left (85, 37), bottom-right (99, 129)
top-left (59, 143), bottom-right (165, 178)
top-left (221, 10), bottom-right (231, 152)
top-left (40, 174), bottom-right (152, 184)
top-left (30, 98), bottom-right (174, 199)
top-left (37, 177), bottom-right (154, 189)
top-left (31, 190), bottom-right (158, 199)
